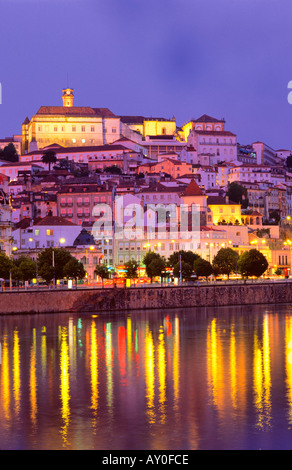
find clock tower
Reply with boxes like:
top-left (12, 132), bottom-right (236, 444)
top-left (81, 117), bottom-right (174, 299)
top-left (62, 88), bottom-right (74, 107)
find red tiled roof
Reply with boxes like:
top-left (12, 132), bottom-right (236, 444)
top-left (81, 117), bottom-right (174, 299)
top-left (193, 114), bottom-right (225, 123)
top-left (34, 216), bottom-right (77, 226)
top-left (182, 179), bottom-right (203, 196)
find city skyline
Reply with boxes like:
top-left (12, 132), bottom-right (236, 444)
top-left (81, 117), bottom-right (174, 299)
top-left (1, 0), bottom-right (292, 150)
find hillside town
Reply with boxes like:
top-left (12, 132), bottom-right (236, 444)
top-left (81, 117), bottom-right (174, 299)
top-left (1, 87), bottom-right (292, 284)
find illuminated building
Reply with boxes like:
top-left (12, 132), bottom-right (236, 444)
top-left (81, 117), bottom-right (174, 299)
top-left (0, 190), bottom-right (13, 256)
top-left (21, 88), bottom-right (121, 153)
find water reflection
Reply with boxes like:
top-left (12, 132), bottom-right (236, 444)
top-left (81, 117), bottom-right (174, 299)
top-left (1, 305), bottom-right (292, 449)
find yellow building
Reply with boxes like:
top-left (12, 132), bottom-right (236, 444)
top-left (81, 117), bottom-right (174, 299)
top-left (119, 115), bottom-right (178, 139)
top-left (207, 196), bottom-right (242, 225)
top-left (22, 88), bottom-right (121, 153)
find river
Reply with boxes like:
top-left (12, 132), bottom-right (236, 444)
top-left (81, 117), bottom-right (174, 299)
top-left (1, 304), bottom-right (292, 450)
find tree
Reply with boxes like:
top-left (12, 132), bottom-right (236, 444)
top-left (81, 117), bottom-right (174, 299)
top-left (193, 258), bottom-right (213, 280)
top-left (63, 258), bottom-right (86, 286)
top-left (143, 251), bottom-right (165, 282)
top-left (286, 154), bottom-right (292, 170)
top-left (212, 247), bottom-right (239, 278)
top-left (0, 252), bottom-right (13, 279)
top-left (125, 259), bottom-right (139, 280)
top-left (37, 247), bottom-right (73, 283)
top-left (168, 250), bottom-right (201, 269)
top-left (173, 261), bottom-right (193, 280)
top-left (12, 256), bottom-right (36, 283)
top-left (226, 182), bottom-right (248, 208)
top-left (237, 249), bottom-right (268, 278)
top-left (0, 143), bottom-right (18, 162)
top-left (41, 150), bottom-right (57, 172)
top-left (94, 264), bottom-right (111, 286)
top-left (104, 165), bottom-right (122, 174)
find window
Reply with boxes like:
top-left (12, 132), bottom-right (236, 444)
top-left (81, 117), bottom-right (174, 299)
top-left (82, 126), bottom-right (85, 132)
top-left (54, 127), bottom-right (58, 132)
top-left (72, 126), bottom-right (76, 132)
top-left (46, 229), bottom-right (54, 236)
top-left (34, 229), bottom-right (39, 236)
top-left (112, 128), bottom-right (117, 133)
top-left (91, 127), bottom-right (95, 132)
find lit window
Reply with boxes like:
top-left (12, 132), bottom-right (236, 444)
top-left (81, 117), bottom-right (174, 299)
top-left (46, 229), bottom-right (54, 236)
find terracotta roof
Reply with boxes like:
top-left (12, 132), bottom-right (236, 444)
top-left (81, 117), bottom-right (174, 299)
top-left (34, 216), bottom-right (77, 226)
top-left (207, 196), bottom-right (238, 205)
top-left (28, 144), bottom-right (128, 156)
top-left (182, 179), bottom-right (203, 196)
top-left (193, 114), bottom-right (225, 123)
top-left (13, 217), bottom-right (42, 230)
top-left (196, 130), bottom-right (236, 136)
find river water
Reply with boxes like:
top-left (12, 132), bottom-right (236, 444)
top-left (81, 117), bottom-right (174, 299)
top-left (1, 304), bottom-right (292, 450)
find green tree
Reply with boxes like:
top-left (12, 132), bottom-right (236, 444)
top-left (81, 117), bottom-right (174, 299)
top-left (0, 252), bottom-right (13, 279)
top-left (226, 182), bottom-right (248, 208)
top-left (237, 249), bottom-right (268, 278)
top-left (63, 258), bottom-right (86, 286)
top-left (37, 247), bottom-right (73, 283)
top-left (143, 251), bottom-right (165, 282)
top-left (94, 264), bottom-right (111, 286)
top-left (0, 143), bottom-right (18, 162)
top-left (104, 165), bottom-right (122, 174)
top-left (12, 256), bottom-right (36, 283)
top-left (41, 149), bottom-right (57, 172)
top-left (168, 250), bottom-right (200, 268)
top-left (212, 247), bottom-right (239, 278)
top-left (173, 261), bottom-right (193, 280)
top-left (193, 258), bottom-right (213, 280)
top-left (125, 259), bottom-right (139, 280)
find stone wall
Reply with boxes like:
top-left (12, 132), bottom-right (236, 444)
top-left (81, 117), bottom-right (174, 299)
top-left (0, 282), bottom-right (291, 315)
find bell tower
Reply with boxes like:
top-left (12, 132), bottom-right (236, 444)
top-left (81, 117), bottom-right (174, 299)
top-left (62, 88), bottom-right (74, 107)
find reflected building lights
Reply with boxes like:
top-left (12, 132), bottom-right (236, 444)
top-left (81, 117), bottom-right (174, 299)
top-left (253, 315), bottom-right (271, 430)
top-left (1, 336), bottom-right (10, 422)
top-left (145, 327), bottom-right (155, 424)
top-left (90, 320), bottom-right (99, 429)
top-left (285, 316), bottom-right (292, 426)
top-left (105, 323), bottom-right (113, 413)
top-left (13, 329), bottom-right (21, 418)
top-left (30, 328), bottom-right (37, 430)
top-left (59, 326), bottom-right (70, 446)
top-left (158, 326), bottom-right (166, 422)
top-left (173, 317), bottom-right (180, 410)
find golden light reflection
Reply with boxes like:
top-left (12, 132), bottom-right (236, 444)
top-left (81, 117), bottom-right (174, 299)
top-left (253, 315), bottom-right (271, 430)
top-left (230, 325), bottom-right (237, 410)
top-left (41, 327), bottom-right (47, 378)
top-left (30, 328), bottom-right (37, 430)
top-left (59, 326), bottom-right (70, 446)
top-left (1, 336), bottom-right (10, 421)
top-left (13, 329), bottom-right (21, 418)
top-left (207, 318), bottom-right (224, 409)
top-left (173, 317), bottom-right (180, 409)
top-left (90, 320), bottom-right (99, 418)
top-left (158, 326), bottom-right (166, 422)
top-left (105, 323), bottom-right (113, 412)
top-left (285, 316), bottom-right (292, 426)
top-left (145, 327), bottom-right (155, 424)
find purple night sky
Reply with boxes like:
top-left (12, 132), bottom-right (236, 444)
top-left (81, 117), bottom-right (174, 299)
top-left (1, 0), bottom-right (292, 150)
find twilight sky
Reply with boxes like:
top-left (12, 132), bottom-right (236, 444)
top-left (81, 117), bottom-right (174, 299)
top-left (1, 0), bottom-right (292, 150)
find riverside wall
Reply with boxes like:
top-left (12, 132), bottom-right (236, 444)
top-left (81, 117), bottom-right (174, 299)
top-left (0, 282), bottom-right (292, 315)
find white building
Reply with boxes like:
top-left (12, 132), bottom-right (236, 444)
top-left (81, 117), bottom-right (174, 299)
top-left (13, 215), bottom-right (82, 251)
top-left (183, 115), bottom-right (238, 165)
